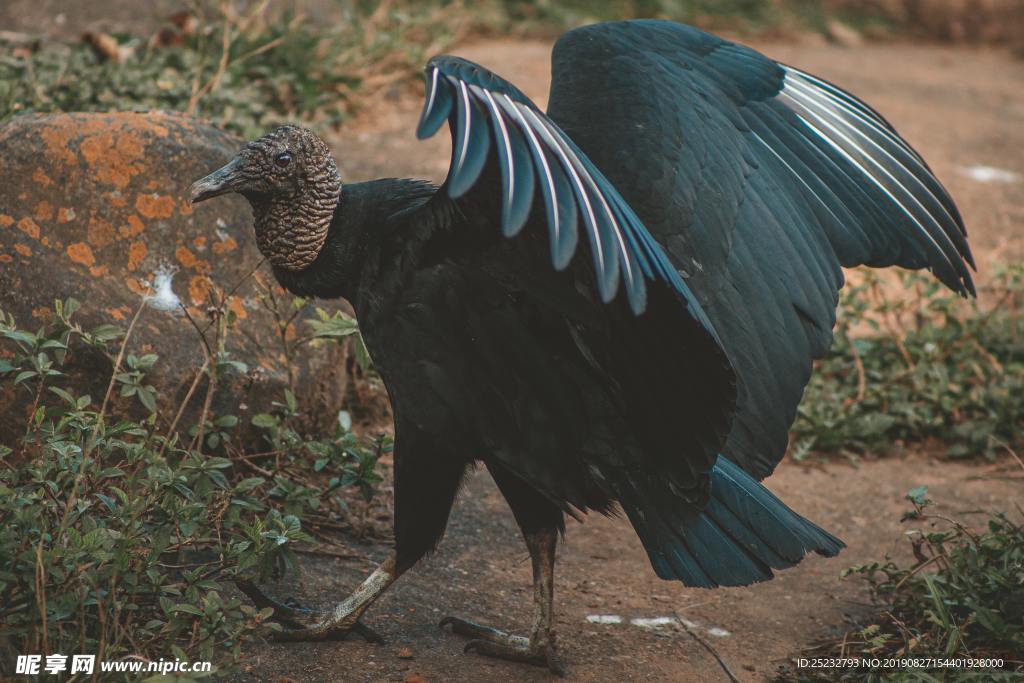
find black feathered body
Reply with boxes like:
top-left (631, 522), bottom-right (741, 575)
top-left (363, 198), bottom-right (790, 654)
top-left (276, 176), bottom-right (734, 572)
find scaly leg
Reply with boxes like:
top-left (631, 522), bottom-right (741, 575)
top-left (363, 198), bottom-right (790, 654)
top-left (238, 554), bottom-right (400, 642)
top-left (441, 527), bottom-right (566, 676)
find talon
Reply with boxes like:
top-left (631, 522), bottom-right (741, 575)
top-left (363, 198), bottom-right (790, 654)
top-left (237, 579), bottom-right (318, 629)
top-left (352, 622), bottom-right (385, 644)
top-left (546, 643), bottom-right (567, 678)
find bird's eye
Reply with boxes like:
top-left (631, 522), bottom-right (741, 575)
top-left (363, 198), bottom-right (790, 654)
top-left (274, 152), bottom-right (292, 168)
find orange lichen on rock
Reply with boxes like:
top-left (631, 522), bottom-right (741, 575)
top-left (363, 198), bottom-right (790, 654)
top-left (136, 193), bottom-right (176, 219)
top-left (228, 296), bottom-right (248, 320)
top-left (32, 307), bottom-right (51, 319)
top-left (127, 240), bottom-right (148, 270)
top-left (174, 245), bottom-right (210, 274)
top-left (0, 254), bottom-right (12, 263)
top-left (39, 123), bottom-right (78, 167)
top-left (188, 275), bottom-right (211, 305)
top-left (124, 277), bottom-right (148, 296)
top-left (89, 265), bottom-right (110, 278)
top-left (66, 242), bottom-right (95, 267)
top-left (58, 207), bottom-right (76, 223)
top-left (87, 216), bottom-right (117, 248)
top-left (106, 306), bottom-right (129, 321)
top-left (0, 215), bottom-right (13, 228)
top-left (34, 200), bottom-right (55, 222)
top-left (14, 244), bottom-right (31, 258)
top-left (79, 124), bottom-right (147, 188)
top-left (17, 217), bottom-right (40, 240)
top-left (32, 168), bottom-right (53, 187)
top-left (192, 236), bottom-right (208, 250)
top-left (176, 245), bottom-right (198, 268)
top-left (120, 214), bottom-right (145, 238)
top-left (105, 193), bottom-right (128, 208)
top-left (212, 236), bottom-right (238, 254)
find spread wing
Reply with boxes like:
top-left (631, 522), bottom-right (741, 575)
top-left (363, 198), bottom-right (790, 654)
top-left (546, 20), bottom-right (975, 479)
top-left (416, 55), bottom-right (719, 339)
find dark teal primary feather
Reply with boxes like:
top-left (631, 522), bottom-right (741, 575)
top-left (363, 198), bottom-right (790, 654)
top-left (620, 456), bottom-right (843, 587)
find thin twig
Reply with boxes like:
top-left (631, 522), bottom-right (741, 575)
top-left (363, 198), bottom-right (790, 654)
top-left (672, 612), bottom-right (740, 683)
top-left (186, 0), bottom-right (274, 115)
top-left (845, 336), bottom-right (866, 405)
top-left (35, 541), bottom-right (48, 654)
top-left (293, 545), bottom-right (366, 561)
top-left (199, 256), bottom-right (265, 336)
top-left (157, 357), bottom-right (210, 459)
top-left (92, 299), bottom-right (147, 448)
top-left (186, 0), bottom-right (232, 115)
top-left (893, 553), bottom-right (944, 591)
top-left (991, 436), bottom-right (1024, 472)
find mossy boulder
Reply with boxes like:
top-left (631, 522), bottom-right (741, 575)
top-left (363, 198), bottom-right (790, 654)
top-left (0, 111), bottom-right (350, 442)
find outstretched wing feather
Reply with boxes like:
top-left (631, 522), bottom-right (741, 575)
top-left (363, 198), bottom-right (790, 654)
top-left (416, 56), bottom-right (717, 332)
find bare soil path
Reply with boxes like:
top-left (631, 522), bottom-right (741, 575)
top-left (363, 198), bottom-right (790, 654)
top-left (238, 38), bottom-right (1023, 683)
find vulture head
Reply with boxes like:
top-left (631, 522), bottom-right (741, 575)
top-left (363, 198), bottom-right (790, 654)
top-left (189, 125), bottom-right (341, 271)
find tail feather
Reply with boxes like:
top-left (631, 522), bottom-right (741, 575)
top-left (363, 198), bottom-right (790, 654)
top-left (622, 456), bottom-right (844, 588)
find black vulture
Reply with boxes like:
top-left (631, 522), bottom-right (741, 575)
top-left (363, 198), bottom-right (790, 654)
top-left (189, 20), bottom-right (974, 675)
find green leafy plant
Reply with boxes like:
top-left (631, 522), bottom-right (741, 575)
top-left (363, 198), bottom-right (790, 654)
top-left (0, 297), bottom-right (384, 677)
top-left (792, 265), bottom-right (1023, 462)
top-left (775, 486), bottom-right (1024, 681)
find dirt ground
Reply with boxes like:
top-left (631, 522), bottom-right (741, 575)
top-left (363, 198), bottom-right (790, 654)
top-left (230, 38), bottom-right (1023, 683)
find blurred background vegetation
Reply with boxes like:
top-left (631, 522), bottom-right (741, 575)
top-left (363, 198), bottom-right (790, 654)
top-left (2, 0), bottom-right (1023, 137)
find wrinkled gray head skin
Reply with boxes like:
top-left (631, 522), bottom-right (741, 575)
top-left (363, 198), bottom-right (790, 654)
top-left (189, 126), bottom-right (342, 271)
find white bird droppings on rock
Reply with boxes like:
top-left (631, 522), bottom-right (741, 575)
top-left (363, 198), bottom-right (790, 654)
top-left (145, 265), bottom-right (182, 313)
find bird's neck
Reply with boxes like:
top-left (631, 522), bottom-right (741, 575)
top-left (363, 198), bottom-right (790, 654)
top-left (251, 176), bottom-right (341, 271)
top-left (270, 178), bottom-right (449, 307)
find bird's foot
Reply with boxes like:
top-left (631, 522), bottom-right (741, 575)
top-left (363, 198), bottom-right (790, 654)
top-left (236, 579), bottom-right (384, 643)
top-left (440, 616), bottom-right (566, 677)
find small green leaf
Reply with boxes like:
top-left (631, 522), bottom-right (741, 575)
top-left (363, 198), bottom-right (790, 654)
top-left (171, 603), bottom-right (203, 616)
top-left (906, 486), bottom-right (930, 506)
top-left (90, 324), bottom-right (124, 342)
top-left (48, 386), bottom-right (77, 406)
top-left (14, 370), bottom-right (36, 384)
top-left (251, 414), bottom-right (277, 429)
top-left (214, 414), bottom-right (238, 428)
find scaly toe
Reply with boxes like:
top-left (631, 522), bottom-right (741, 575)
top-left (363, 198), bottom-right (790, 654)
top-left (459, 635), bottom-right (566, 676)
top-left (271, 620), bottom-right (377, 643)
top-left (440, 615), bottom-right (524, 645)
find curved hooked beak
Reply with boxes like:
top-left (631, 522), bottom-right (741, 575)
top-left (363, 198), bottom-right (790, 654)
top-left (188, 157), bottom-right (244, 204)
